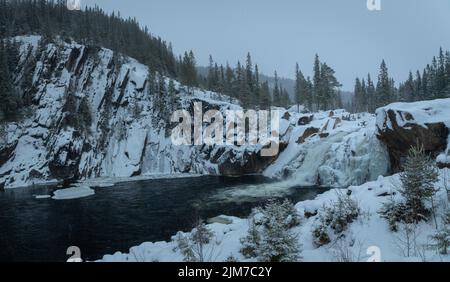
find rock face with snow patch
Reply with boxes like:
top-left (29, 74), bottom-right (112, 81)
top-left (376, 99), bottom-right (450, 171)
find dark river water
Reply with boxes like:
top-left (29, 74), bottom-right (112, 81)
top-left (0, 175), bottom-right (329, 262)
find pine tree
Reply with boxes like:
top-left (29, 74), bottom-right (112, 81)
top-left (260, 81), bottom-right (271, 109)
top-left (318, 62), bottom-right (340, 111)
top-left (414, 71), bottom-right (422, 101)
top-left (399, 145), bottom-right (439, 223)
top-left (254, 64), bottom-right (261, 107)
top-left (305, 77), bottom-right (313, 111)
top-left (218, 64), bottom-right (225, 95)
top-left (233, 61), bottom-right (243, 102)
top-left (312, 54), bottom-right (321, 111)
top-left (207, 55), bottom-right (216, 90)
top-left (360, 78), bottom-right (367, 112)
top-left (245, 52), bottom-right (254, 93)
top-left (272, 71), bottom-right (282, 107)
top-left (256, 200), bottom-right (301, 262)
top-left (400, 71), bottom-right (414, 102)
top-left (147, 71), bottom-right (158, 96)
top-left (241, 200), bottom-right (301, 262)
top-left (366, 74), bottom-right (376, 113)
top-left (224, 63), bottom-right (234, 100)
top-left (0, 40), bottom-right (21, 121)
top-left (353, 78), bottom-right (362, 112)
top-left (179, 51), bottom-right (197, 90)
top-left (280, 87), bottom-right (291, 108)
top-left (295, 63), bottom-right (307, 109)
top-left (429, 212), bottom-right (450, 255)
top-left (240, 216), bottom-right (261, 259)
top-left (376, 60), bottom-right (392, 107)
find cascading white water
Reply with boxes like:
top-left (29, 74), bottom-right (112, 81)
top-left (285, 131), bottom-right (348, 186)
top-left (210, 132), bottom-right (351, 202)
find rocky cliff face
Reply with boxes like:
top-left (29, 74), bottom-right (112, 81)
top-left (0, 36), bottom-right (285, 189)
top-left (376, 99), bottom-right (450, 171)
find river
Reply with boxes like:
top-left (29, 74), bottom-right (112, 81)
top-left (0, 175), bottom-right (329, 262)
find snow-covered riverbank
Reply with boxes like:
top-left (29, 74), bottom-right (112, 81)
top-left (100, 169), bottom-right (450, 262)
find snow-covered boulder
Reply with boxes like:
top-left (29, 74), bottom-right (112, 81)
top-left (376, 99), bottom-right (450, 171)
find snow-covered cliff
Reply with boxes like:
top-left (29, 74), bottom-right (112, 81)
top-left (0, 36), bottom-right (272, 188)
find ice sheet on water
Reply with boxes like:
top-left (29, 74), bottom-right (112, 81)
top-left (52, 186), bottom-right (95, 200)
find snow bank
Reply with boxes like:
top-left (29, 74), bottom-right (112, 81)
top-left (99, 169), bottom-right (450, 262)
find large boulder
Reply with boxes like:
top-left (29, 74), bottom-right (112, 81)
top-left (376, 99), bottom-right (450, 172)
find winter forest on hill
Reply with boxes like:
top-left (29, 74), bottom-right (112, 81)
top-left (1, 0), bottom-right (450, 264)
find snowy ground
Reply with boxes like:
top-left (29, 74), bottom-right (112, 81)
top-left (99, 169), bottom-right (450, 262)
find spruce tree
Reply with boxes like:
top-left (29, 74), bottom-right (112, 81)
top-left (207, 55), bottom-right (216, 90)
top-left (312, 54), bottom-right (321, 111)
top-left (295, 63), bottom-right (306, 109)
top-left (272, 71), bottom-right (281, 107)
top-left (353, 78), bottom-right (362, 112)
top-left (414, 71), bottom-right (422, 101)
top-left (318, 63), bottom-right (340, 111)
top-left (366, 74), bottom-right (376, 113)
top-left (260, 81), bottom-right (271, 109)
top-left (254, 64), bottom-right (261, 107)
top-left (0, 40), bottom-right (20, 121)
top-left (376, 60), bottom-right (391, 107)
top-left (245, 52), bottom-right (254, 93)
top-left (305, 77), bottom-right (313, 111)
top-left (430, 213), bottom-right (450, 255)
top-left (225, 63), bottom-right (234, 100)
top-left (399, 145), bottom-right (439, 223)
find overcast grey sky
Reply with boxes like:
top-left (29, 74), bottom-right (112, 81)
top-left (81, 0), bottom-right (450, 91)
